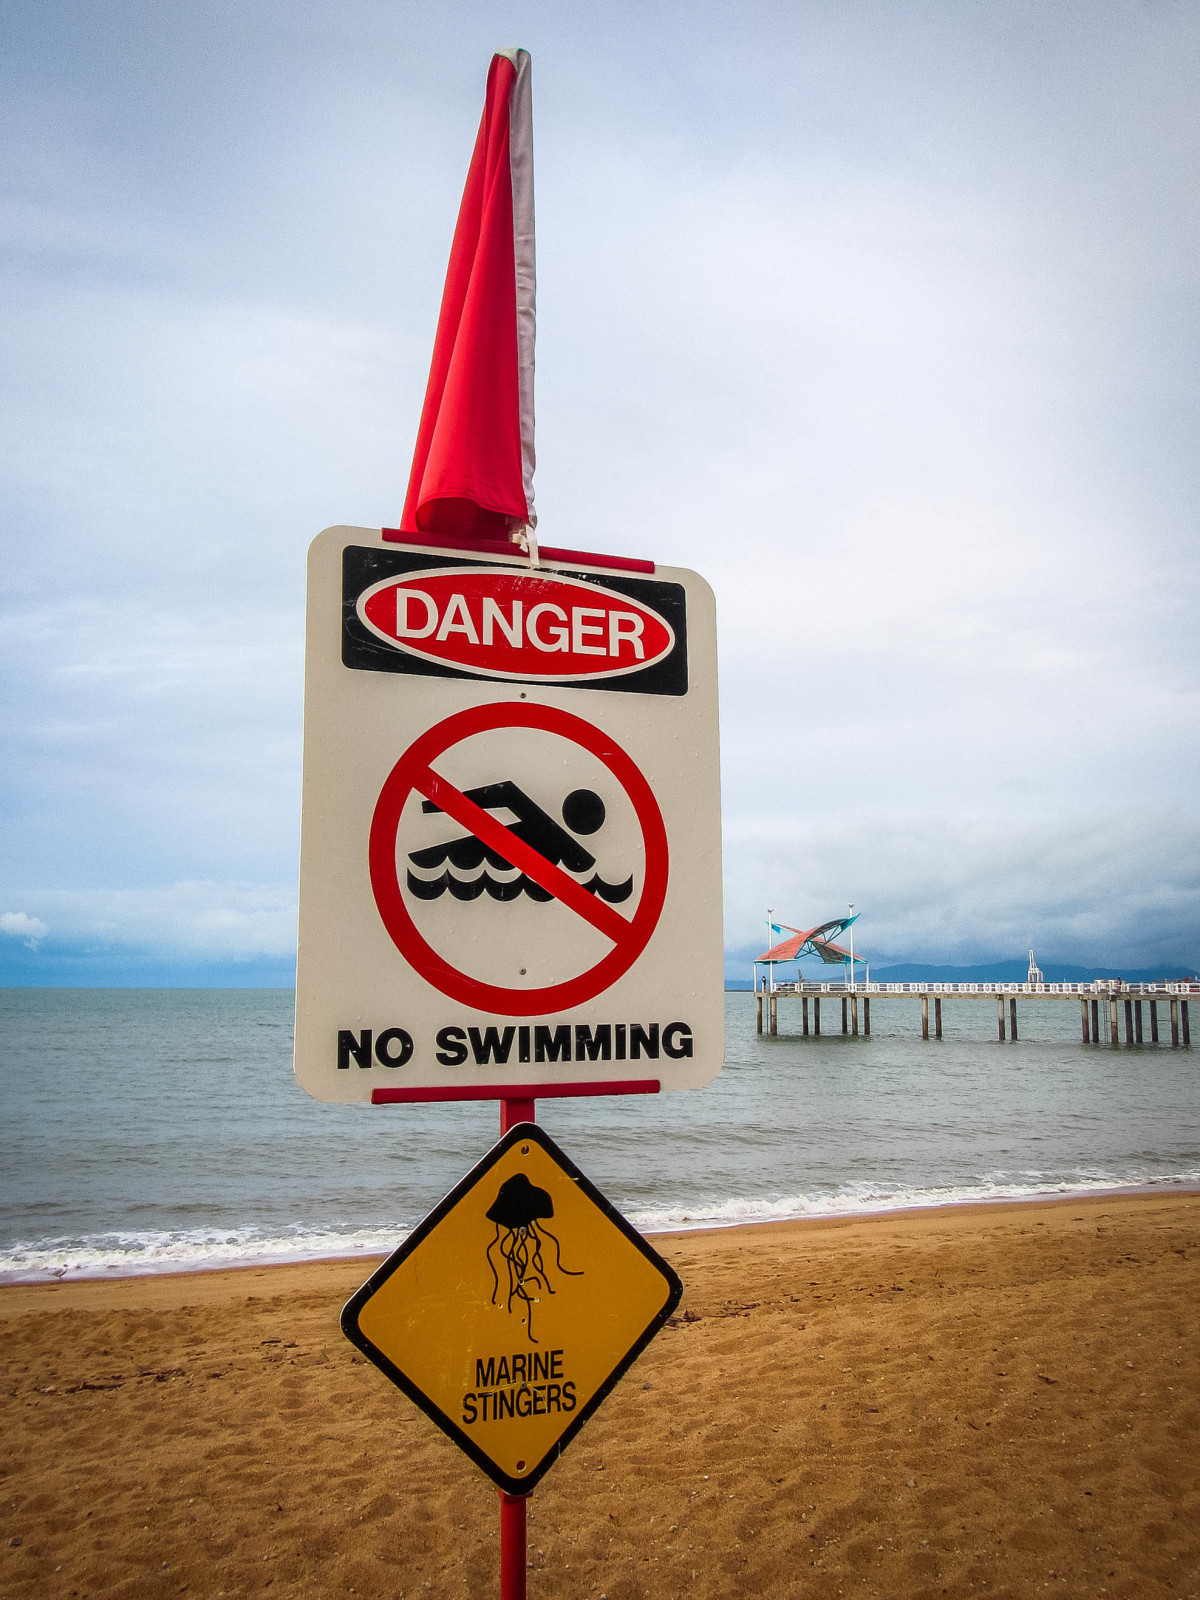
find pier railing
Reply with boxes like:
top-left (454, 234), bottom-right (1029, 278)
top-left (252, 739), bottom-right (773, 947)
top-left (754, 979), bottom-right (1195, 1047)
top-left (766, 980), bottom-right (1200, 997)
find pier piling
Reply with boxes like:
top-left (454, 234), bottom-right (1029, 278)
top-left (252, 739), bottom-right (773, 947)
top-left (1080, 998), bottom-right (1090, 1042)
top-left (801, 996), bottom-right (809, 1036)
top-left (756, 993), bottom-right (762, 1035)
top-left (1010, 998), bottom-right (1018, 1041)
top-left (769, 992), bottom-right (778, 1037)
top-left (813, 997), bottom-right (821, 1035)
top-left (1171, 998), bottom-right (1179, 1047)
top-left (1124, 998), bottom-right (1134, 1045)
top-left (934, 997), bottom-right (942, 1038)
top-left (841, 998), bottom-right (848, 1035)
top-left (997, 996), bottom-right (1006, 1042)
top-left (1183, 1001), bottom-right (1191, 1048)
top-left (1109, 996), bottom-right (1120, 1047)
top-left (1135, 1001), bottom-right (1144, 1044)
top-left (1151, 1001), bottom-right (1159, 1043)
top-left (851, 996), bottom-right (859, 1036)
top-left (921, 994), bottom-right (929, 1040)
top-left (863, 997), bottom-right (871, 1035)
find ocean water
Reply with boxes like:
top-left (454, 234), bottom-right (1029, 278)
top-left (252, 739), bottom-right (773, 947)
top-left (1, 988), bottom-right (1197, 1283)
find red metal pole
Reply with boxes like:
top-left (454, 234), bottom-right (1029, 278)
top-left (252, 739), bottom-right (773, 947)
top-left (500, 1096), bottom-right (536, 1132)
top-left (499, 1490), bottom-right (528, 1600)
top-left (499, 1096), bottom-right (533, 1596)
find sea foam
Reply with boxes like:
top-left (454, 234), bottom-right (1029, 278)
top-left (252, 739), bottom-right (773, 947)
top-left (4, 1171), bottom-right (1197, 1284)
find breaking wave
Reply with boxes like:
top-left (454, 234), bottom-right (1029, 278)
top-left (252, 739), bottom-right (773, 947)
top-left (624, 1170), bottom-right (1200, 1234)
top-left (0, 1225), bottom-right (412, 1285)
top-left (4, 1171), bottom-right (1197, 1284)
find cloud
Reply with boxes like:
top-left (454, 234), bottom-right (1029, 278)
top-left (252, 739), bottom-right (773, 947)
top-left (724, 808), bottom-right (1200, 971)
top-left (4, 883), bottom-right (295, 960)
top-left (0, 2), bottom-right (1197, 980)
top-left (0, 911), bottom-right (49, 947)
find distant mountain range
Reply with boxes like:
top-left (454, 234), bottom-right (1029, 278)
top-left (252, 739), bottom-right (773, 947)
top-left (725, 960), bottom-right (1197, 990)
top-left (870, 961), bottom-right (1197, 983)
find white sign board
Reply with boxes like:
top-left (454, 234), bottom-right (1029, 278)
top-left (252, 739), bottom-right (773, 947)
top-left (294, 528), bottom-right (723, 1101)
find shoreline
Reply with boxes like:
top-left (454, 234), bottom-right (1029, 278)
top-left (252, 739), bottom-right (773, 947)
top-left (5, 1177), bottom-right (1200, 1290)
top-left (3, 1175), bottom-right (1199, 1291)
top-left (3, 1183), bottom-right (1197, 1311)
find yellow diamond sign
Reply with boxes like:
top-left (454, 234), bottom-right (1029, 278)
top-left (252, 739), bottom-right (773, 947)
top-left (341, 1122), bottom-right (682, 1494)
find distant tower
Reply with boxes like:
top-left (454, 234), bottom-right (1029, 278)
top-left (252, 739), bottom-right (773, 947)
top-left (1027, 948), bottom-right (1044, 984)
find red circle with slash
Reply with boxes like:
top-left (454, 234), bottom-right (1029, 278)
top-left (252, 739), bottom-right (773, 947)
top-left (369, 702), bottom-right (669, 1016)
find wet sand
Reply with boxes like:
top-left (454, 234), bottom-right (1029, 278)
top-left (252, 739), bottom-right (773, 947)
top-left (2, 1190), bottom-right (1198, 1600)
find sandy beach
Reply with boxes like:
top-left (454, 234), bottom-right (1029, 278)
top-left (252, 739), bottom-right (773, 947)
top-left (2, 1190), bottom-right (1198, 1600)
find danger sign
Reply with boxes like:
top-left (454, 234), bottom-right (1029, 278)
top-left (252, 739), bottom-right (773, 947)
top-left (295, 527), bottom-right (723, 1101)
top-left (342, 544), bottom-right (688, 697)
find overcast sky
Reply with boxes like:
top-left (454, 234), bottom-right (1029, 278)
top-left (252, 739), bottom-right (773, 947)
top-left (2, 0), bottom-right (1198, 983)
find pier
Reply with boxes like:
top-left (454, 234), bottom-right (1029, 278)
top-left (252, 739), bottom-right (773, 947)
top-left (754, 980), bottom-right (1197, 1046)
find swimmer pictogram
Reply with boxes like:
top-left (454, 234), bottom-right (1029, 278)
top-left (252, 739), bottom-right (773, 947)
top-left (485, 1172), bottom-right (583, 1344)
top-left (406, 782), bottom-right (633, 904)
top-left (368, 702), bottom-right (670, 1016)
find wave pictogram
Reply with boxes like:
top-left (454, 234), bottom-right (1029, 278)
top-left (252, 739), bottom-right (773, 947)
top-left (406, 781), bottom-right (634, 905)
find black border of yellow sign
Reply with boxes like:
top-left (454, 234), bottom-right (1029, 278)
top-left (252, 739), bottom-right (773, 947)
top-left (341, 1122), bottom-right (682, 1495)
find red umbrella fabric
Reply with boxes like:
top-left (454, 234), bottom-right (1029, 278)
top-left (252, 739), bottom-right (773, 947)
top-left (390, 49), bottom-right (536, 547)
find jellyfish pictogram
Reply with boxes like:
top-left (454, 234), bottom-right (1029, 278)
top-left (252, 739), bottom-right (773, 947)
top-left (485, 1172), bottom-right (582, 1344)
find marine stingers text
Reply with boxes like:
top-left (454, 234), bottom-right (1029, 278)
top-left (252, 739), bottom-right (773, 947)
top-left (460, 1349), bottom-right (577, 1426)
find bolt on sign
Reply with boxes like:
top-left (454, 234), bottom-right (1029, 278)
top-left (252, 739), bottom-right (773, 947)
top-left (294, 528), bottom-right (723, 1100)
top-left (342, 1123), bottom-right (682, 1493)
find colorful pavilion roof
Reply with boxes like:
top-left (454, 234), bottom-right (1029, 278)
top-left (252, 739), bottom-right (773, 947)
top-left (755, 915), bottom-right (863, 965)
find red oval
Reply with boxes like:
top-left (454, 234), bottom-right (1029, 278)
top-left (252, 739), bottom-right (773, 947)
top-left (356, 567), bottom-right (675, 682)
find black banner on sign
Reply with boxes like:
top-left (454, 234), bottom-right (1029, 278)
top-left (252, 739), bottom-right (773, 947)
top-left (341, 546), bottom-right (689, 697)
